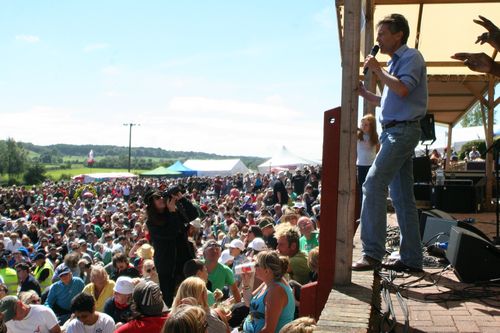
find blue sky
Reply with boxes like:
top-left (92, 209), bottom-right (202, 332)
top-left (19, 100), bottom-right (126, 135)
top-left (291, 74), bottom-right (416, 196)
top-left (0, 1), bottom-right (342, 159)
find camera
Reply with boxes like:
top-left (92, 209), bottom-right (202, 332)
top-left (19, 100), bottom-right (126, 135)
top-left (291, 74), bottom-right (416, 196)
top-left (162, 185), bottom-right (181, 199)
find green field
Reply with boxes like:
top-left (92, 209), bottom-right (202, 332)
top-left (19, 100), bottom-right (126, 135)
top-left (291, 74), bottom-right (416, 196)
top-left (46, 167), bottom-right (147, 180)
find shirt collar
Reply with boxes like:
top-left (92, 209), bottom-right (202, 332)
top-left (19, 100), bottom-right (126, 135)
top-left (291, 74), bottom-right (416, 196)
top-left (388, 44), bottom-right (408, 67)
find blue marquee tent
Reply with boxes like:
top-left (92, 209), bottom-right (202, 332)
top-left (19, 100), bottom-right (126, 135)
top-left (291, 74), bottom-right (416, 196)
top-left (166, 161), bottom-right (197, 176)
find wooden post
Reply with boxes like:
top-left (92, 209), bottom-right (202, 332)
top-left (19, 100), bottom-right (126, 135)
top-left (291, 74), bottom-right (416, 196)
top-left (363, 0), bottom-right (376, 116)
top-left (446, 124), bottom-right (453, 170)
top-left (336, 0), bottom-right (361, 285)
top-left (485, 76), bottom-right (495, 210)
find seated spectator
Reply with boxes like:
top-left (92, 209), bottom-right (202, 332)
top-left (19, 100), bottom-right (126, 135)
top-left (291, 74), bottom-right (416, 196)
top-left (279, 316), bottom-right (317, 333)
top-left (203, 240), bottom-right (241, 303)
top-left (0, 295), bottom-right (61, 333)
top-left (64, 292), bottom-right (115, 333)
top-left (258, 218), bottom-right (278, 250)
top-left (52, 253), bottom-right (80, 283)
top-left (45, 266), bottom-right (85, 324)
top-left (0, 255), bottom-right (18, 295)
top-left (109, 253), bottom-right (140, 281)
top-left (307, 247), bottom-right (319, 283)
top-left (141, 259), bottom-right (159, 284)
top-left (115, 280), bottom-right (169, 333)
top-left (18, 289), bottom-right (42, 305)
top-left (33, 252), bottom-right (55, 293)
top-left (228, 239), bottom-right (247, 285)
top-left (162, 304), bottom-right (207, 333)
top-left (241, 251), bottom-right (294, 333)
top-left (275, 224), bottom-right (311, 285)
top-left (15, 262), bottom-right (42, 297)
top-left (103, 276), bottom-right (135, 326)
top-left (0, 284), bottom-right (8, 300)
top-left (297, 217), bottom-right (319, 254)
top-left (183, 259), bottom-right (219, 306)
top-left (171, 277), bottom-right (229, 333)
top-left (82, 265), bottom-right (115, 312)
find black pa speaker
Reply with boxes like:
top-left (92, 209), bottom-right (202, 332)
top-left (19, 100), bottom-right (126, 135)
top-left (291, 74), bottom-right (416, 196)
top-left (446, 226), bottom-right (500, 283)
top-left (413, 156), bottom-right (432, 183)
top-left (420, 114), bottom-right (436, 143)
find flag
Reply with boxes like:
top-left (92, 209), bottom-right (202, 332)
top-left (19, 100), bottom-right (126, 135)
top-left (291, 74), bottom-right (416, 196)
top-left (87, 149), bottom-right (95, 165)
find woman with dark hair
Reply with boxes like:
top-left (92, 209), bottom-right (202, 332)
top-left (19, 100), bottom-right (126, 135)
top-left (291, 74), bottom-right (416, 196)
top-left (144, 187), bottom-right (197, 307)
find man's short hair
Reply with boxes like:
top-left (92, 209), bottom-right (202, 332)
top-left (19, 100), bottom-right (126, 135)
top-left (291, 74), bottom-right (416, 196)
top-left (275, 223), bottom-right (300, 249)
top-left (377, 13), bottom-right (410, 45)
top-left (112, 252), bottom-right (128, 266)
top-left (71, 293), bottom-right (95, 313)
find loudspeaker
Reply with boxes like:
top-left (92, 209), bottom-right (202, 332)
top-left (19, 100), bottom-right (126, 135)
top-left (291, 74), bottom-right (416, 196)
top-left (431, 185), bottom-right (478, 213)
top-left (419, 213), bottom-right (491, 245)
top-left (413, 156), bottom-right (432, 183)
top-left (420, 114), bottom-right (436, 142)
top-left (446, 226), bottom-right (500, 283)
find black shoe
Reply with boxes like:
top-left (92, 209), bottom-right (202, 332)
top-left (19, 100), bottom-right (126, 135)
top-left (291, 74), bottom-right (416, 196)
top-left (352, 256), bottom-right (381, 271)
top-left (382, 259), bottom-right (423, 273)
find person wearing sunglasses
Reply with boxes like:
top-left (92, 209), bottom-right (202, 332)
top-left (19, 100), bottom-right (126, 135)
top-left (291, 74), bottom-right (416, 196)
top-left (144, 187), bottom-right (197, 307)
top-left (141, 259), bottom-right (159, 284)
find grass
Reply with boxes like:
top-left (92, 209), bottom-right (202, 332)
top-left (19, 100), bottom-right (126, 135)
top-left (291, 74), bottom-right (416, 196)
top-left (46, 167), bottom-right (147, 180)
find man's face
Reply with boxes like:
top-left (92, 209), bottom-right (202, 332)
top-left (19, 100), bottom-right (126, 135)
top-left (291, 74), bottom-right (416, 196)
top-left (114, 292), bottom-right (130, 305)
top-left (74, 310), bottom-right (95, 326)
top-left (60, 272), bottom-right (72, 284)
top-left (16, 268), bottom-right (28, 281)
top-left (277, 236), bottom-right (292, 256)
top-left (204, 243), bottom-right (221, 262)
top-left (116, 261), bottom-right (128, 271)
top-left (376, 23), bottom-right (403, 55)
top-left (298, 219), bottom-right (313, 237)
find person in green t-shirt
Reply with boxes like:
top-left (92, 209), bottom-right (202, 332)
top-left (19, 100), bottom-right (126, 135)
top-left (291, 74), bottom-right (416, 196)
top-left (203, 240), bottom-right (241, 303)
top-left (276, 224), bottom-right (311, 285)
top-left (298, 217), bottom-right (319, 254)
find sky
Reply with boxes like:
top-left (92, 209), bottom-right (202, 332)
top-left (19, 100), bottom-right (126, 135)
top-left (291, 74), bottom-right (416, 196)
top-left (0, 1), bottom-right (342, 160)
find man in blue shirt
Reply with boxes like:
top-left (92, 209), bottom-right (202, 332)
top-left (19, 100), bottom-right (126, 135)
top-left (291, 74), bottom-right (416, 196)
top-left (353, 13), bottom-right (427, 273)
top-left (45, 266), bottom-right (85, 324)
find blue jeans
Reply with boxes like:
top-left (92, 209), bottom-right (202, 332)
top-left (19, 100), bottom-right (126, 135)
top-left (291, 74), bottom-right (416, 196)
top-left (360, 122), bottom-right (423, 268)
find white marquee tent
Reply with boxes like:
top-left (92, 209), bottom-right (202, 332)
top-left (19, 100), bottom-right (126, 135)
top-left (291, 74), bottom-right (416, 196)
top-left (183, 159), bottom-right (249, 177)
top-left (258, 146), bottom-right (319, 173)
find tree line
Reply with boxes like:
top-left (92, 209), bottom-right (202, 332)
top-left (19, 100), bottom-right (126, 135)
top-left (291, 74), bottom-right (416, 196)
top-left (0, 139), bottom-right (267, 185)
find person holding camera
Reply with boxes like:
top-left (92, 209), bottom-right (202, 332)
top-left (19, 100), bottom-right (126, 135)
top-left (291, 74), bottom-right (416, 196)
top-left (144, 186), bottom-right (197, 307)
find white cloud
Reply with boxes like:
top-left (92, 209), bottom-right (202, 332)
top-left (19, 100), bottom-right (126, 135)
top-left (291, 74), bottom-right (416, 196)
top-left (15, 35), bottom-right (40, 43)
top-left (167, 96), bottom-right (302, 120)
top-left (314, 7), bottom-right (335, 29)
top-left (83, 43), bottom-right (109, 52)
top-left (101, 66), bottom-right (121, 76)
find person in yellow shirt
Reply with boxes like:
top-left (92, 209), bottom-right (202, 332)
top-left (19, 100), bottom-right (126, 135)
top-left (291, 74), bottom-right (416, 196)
top-left (82, 265), bottom-right (115, 312)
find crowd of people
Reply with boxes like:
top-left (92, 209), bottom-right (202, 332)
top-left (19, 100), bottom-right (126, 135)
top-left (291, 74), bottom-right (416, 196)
top-left (0, 167), bottom-right (321, 333)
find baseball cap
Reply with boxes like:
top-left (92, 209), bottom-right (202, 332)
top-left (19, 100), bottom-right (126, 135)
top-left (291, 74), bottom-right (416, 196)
top-left (258, 218), bottom-right (274, 230)
top-left (248, 238), bottom-right (268, 252)
top-left (114, 276), bottom-right (135, 295)
top-left (57, 265), bottom-right (71, 278)
top-left (133, 280), bottom-right (168, 316)
top-left (0, 296), bottom-right (17, 322)
top-left (228, 239), bottom-right (245, 251)
top-left (218, 249), bottom-right (234, 265)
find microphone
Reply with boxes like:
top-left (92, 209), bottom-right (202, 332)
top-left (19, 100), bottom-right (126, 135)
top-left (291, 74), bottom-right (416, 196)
top-left (363, 45), bottom-right (380, 75)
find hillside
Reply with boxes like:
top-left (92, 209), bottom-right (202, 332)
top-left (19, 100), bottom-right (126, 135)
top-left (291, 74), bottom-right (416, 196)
top-left (17, 142), bottom-right (267, 170)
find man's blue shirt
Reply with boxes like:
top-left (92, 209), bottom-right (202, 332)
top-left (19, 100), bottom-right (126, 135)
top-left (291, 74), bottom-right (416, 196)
top-left (380, 44), bottom-right (428, 124)
top-left (45, 276), bottom-right (84, 310)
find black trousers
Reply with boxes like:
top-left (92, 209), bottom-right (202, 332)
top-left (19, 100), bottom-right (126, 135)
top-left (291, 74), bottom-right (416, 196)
top-left (153, 241), bottom-right (177, 307)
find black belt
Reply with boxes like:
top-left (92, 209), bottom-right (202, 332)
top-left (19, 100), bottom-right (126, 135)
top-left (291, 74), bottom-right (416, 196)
top-left (382, 120), bottom-right (418, 130)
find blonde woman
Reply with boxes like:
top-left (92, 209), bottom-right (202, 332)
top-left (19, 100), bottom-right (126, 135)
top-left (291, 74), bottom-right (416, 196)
top-left (162, 304), bottom-right (207, 333)
top-left (242, 251), bottom-right (294, 333)
top-left (82, 265), bottom-right (116, 312)
top-left (171, 277), bottom-right (228, 333)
